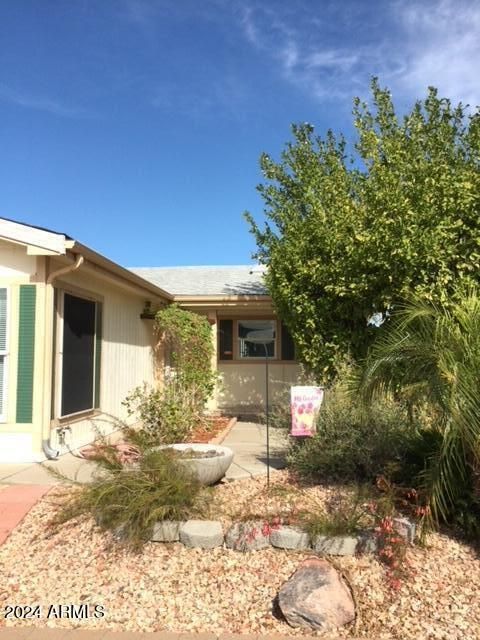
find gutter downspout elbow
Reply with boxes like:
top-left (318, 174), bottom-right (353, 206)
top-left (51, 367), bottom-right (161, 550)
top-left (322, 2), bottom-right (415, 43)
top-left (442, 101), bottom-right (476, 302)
top-left (43, 253), bottom-right (85, 460)
top-left (47, 253), bottom-right (84, 285)
top-left (42, 439), bottom-right (60, 460)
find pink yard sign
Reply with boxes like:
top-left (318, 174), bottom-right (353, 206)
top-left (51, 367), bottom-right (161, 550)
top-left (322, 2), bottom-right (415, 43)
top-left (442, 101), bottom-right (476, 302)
top-left (290, 386), bottom-right (324, 437)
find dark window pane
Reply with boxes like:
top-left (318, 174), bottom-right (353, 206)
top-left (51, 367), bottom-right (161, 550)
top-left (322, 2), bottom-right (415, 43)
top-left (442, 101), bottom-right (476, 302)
top-left (94, 303), bottom-right (102, 408)
top-left (219, 319), bottom-right (233, 360)
top-left (61, 293), bottom-right (95, 415)
top-left (281, 322), bottom-right (296, 360)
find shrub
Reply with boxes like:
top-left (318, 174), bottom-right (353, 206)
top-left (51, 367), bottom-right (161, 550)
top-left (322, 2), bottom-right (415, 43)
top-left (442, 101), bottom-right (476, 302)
top-left (52, 446), bottom-right (210, 550)
top-left (124, 305), bottom-right (217, 446)
top-left (287, 384), bottom-right (419, 482)
top-left (155, 304), bottom-right (216, 410)
top-left (355, 289), bottom-right (480, 537)
top-left (123, 381), bottom-right (198, 446)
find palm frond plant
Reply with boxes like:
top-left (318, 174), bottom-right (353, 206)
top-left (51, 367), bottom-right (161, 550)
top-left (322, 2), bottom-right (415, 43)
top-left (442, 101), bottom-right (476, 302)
top-left (353, 289), bottom-right (480, 535)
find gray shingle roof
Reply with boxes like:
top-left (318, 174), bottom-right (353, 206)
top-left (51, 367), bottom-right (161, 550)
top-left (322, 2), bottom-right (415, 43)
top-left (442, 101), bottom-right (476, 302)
top-left (129, 265), bottom-right (268, 296)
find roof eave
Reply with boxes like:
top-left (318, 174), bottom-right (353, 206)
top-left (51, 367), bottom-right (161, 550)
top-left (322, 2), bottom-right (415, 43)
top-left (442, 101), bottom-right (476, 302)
top-left (173, 294), bottom-right (272, 309)
top-left (67, 242), bottom-right (174, 302)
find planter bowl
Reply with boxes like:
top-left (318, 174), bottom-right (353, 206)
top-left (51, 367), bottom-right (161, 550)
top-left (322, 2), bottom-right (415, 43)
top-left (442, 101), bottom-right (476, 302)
top-left (160, 443), bottom-right (234, 485)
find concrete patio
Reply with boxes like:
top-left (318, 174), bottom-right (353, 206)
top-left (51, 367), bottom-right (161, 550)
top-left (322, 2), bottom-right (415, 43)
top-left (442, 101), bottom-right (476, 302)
top-left (0, 421), bottom-right (288, 486)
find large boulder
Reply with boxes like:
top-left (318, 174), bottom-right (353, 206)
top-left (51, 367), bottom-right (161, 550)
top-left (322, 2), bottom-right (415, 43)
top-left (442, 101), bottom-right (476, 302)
top-left (278, 558), bottom-right (355, 631)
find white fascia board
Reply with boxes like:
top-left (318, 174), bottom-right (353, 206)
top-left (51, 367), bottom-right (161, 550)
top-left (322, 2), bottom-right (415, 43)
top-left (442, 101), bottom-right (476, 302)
top-left (0, 219), bottom-right (67, 255)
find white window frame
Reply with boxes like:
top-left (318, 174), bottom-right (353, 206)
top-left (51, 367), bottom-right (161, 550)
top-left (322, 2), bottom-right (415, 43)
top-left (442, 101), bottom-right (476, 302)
top-left (0, 287), bottom-right (9, 423)
top-left (237, 319), bottom-right (277, 360)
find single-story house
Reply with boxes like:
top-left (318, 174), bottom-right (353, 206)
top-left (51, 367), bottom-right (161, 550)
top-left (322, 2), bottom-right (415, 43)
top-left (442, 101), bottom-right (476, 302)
top-left (0, 217), bottom-right (299, 462)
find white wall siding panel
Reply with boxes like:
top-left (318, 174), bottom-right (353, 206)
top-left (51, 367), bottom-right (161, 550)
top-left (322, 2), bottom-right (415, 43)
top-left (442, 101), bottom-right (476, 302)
top-left (53, 269), bottom-right (157, 450)
top-left (0, 240), bottom-right (37, 278)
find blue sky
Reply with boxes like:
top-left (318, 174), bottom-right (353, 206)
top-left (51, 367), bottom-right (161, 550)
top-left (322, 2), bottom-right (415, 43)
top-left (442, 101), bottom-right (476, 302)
top-left (1, 0), bottom-right (479, 267)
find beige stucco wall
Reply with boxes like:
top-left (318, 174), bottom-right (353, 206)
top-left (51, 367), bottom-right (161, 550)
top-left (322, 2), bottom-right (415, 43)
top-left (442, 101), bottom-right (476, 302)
top-left (217, 362), bottom-right (301, 414)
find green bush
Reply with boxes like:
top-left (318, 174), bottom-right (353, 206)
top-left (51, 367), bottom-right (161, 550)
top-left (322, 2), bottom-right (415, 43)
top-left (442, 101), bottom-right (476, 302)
top-left (123, 381), bottom-right (198, 446)
top-left (52, 446), bottom-right (210, 550)
top-left (155, 304), bottom-right (216, 409)
top-left (287, 385), bottom-right (419, 482)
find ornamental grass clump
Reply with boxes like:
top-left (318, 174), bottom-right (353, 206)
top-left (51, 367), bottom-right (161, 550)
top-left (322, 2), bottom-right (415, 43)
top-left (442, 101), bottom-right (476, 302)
top-left (299, 488), bottom-right (371, 539)
top-left (51, 447), bottom-right (210, 550)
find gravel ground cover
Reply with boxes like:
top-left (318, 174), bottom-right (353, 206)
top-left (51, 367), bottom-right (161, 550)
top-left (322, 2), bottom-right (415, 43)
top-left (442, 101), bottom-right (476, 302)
top-left (206, 471), bottom-right (354, 528)
top-left (1, 473), bottom-right (479, 639)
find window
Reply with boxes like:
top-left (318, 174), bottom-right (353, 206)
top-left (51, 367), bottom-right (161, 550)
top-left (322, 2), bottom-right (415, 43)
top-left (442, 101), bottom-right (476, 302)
top-left (238, 319), bottom-right (276, 358)
top-left (59, 292), bottom-right (102, 417)
top-left (218, 318), bottom-right (296, 361)
top-left (0, 288), bottom-right (7, 421)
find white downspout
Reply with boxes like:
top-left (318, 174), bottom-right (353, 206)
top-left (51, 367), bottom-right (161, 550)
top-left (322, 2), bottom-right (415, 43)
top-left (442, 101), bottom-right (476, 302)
top-left (42, 254), bottom-right (84, 459)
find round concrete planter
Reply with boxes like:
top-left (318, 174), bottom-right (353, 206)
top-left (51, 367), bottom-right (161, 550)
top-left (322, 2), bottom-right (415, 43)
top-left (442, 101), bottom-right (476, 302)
top-left (161, 443), bottom-right (234, 485)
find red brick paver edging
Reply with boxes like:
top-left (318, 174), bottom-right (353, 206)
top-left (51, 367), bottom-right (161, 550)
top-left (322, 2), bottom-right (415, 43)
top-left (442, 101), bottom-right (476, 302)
top-left (0, 484), bottom-right (51, 545)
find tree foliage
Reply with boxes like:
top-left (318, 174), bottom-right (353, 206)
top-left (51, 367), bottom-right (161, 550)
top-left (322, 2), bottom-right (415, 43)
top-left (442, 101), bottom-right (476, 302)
top-left (246, 79), bottom-right (480, 380)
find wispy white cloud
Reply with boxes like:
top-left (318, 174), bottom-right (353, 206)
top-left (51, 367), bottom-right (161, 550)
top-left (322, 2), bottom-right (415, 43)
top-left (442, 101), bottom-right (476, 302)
top-left (0, 83), bottom-right (88, 118)
top-left (238, 0), bottom-right (480, 107)
top-left (394, 0), bottom-right (480, 107)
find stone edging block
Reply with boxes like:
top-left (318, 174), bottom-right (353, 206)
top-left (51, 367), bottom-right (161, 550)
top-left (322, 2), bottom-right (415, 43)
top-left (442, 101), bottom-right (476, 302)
top-left (152, 520), bottom-right (183, 542)
top-left (150, 518), bottom-right (415, 556)
top-left (225, 521), bottom-right (270, 551)
top-left (313, 534), bottom-right (358, 556)
top-left (270, 525), bottom-right (310, 550)
top-left (179, 520), bottom-right (224, 549)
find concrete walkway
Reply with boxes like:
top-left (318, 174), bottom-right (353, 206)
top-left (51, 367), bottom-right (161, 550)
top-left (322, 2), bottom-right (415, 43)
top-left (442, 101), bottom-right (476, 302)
top-left (223, 421), bottom-right (287, 480)
top-left (0, 422), bottom-right (288, 486)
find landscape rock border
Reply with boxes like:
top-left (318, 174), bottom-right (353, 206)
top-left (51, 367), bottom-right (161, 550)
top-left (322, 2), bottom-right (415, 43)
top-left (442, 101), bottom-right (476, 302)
top-left (147, 517), bottom-right (415, 555)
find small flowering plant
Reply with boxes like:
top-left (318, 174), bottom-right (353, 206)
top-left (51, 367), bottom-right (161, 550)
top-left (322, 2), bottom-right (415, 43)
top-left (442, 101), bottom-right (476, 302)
top-left (366, 476), bottom-right (428, 590)
top-left (375, 514), bottom-right (409, 590)
top-left (232, 518), bottom-right (282, 551)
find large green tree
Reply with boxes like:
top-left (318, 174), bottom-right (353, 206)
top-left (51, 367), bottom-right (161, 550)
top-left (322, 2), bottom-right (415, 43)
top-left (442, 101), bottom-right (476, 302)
top-left (246, 79), bottom-right (480, 380)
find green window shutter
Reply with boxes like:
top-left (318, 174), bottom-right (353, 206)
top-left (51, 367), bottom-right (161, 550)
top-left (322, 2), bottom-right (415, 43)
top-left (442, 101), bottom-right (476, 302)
top-left (281, 322), bottom-right (296, 361)
top-left (218, 319), bottom-right (233, 360)
top-left (16, 285), bottom-right (36, 423)
top-left (94, 302), bottom-right (102, 408)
